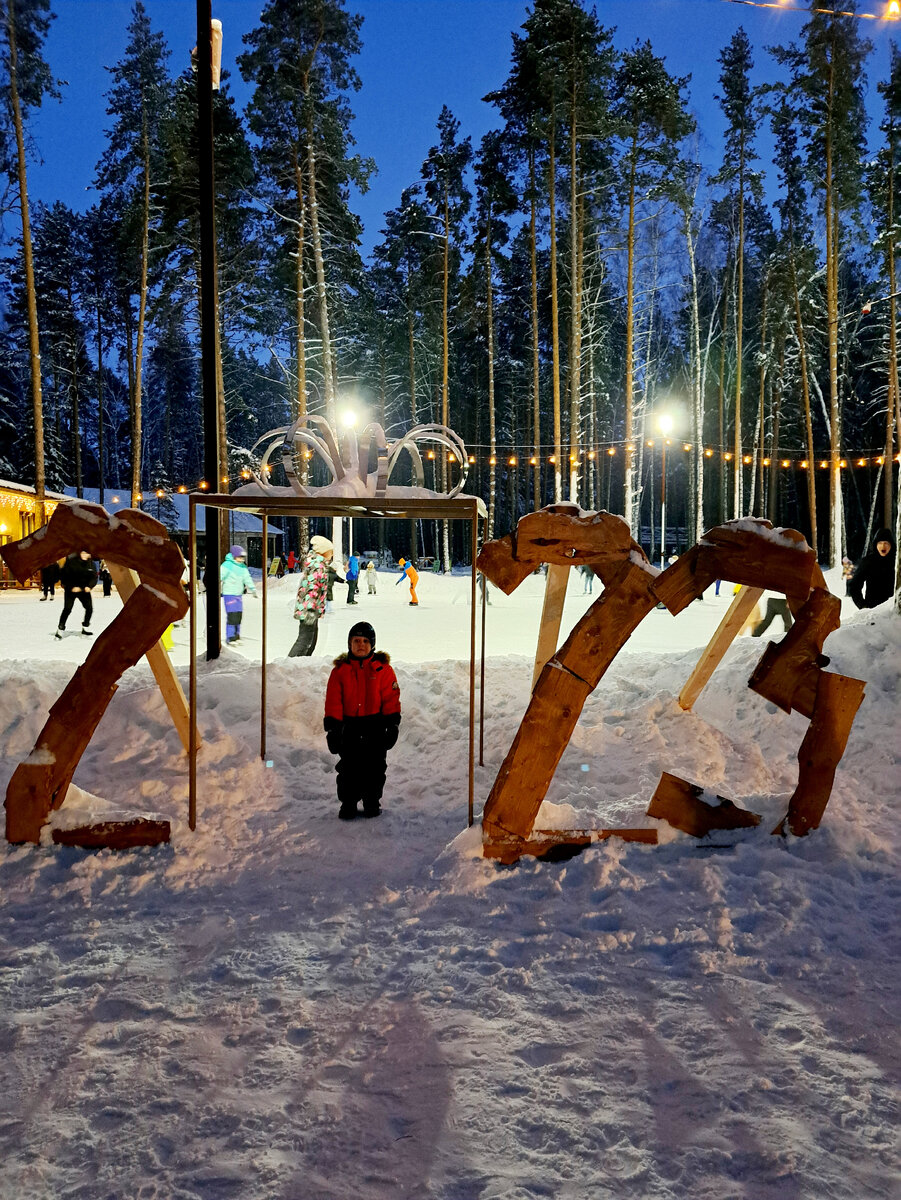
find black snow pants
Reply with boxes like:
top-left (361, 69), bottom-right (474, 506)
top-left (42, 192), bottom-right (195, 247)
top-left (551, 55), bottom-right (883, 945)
top-left (59, 590), bottom-right (93, 630)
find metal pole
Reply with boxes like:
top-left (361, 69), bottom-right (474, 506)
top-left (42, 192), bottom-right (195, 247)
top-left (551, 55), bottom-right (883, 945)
top-left (189, 496), bottom-right (198, 830)
top-left (660, 442), bottom-right (667, 570)
top-left (468, 503), bottom-right (477, 827)
top-left (197, 0), bottom-right (221, 661)
top-left (261, 514), bottom-right (268, 761)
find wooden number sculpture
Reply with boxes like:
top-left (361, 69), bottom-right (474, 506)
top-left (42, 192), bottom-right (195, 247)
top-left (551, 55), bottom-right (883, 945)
top-left (477, 505), bottom-right (865, 864)
top-left (1, 501), bottom-right (190, 847)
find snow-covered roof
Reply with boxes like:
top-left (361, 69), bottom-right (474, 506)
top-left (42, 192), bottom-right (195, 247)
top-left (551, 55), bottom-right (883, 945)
top-left (62, 487), bottom-right (278, 534)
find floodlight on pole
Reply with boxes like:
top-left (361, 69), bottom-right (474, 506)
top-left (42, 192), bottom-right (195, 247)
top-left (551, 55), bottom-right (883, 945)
top-left (656, 413), bottom-right (674, 569)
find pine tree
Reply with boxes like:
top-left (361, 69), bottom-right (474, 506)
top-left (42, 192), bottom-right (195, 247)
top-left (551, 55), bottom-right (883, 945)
top-left (0, 0), bottom-right (59, 522)
top-left (612, 41), bottom-right (692, 536)
top-left (96, 0), bottom-right (171, 504)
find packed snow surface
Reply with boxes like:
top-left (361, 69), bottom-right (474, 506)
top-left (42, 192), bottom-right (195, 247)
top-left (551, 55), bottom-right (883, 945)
top-left (1, 569), bottom-right (898, 1199)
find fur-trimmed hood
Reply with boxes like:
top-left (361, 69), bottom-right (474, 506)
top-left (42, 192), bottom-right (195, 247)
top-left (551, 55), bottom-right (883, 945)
top-left (332, 650), bottom-right (391, 667)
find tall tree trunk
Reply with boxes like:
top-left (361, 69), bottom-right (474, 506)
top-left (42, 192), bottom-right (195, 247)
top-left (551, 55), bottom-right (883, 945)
top-left (293, 154), bottom-right (308, 550)
top-left (685, 204), bottom-right (704, 543)
top-left (824, 37), bottom-right (842, 566)
top-left (96, 306), bottom-right (105, 503)
top-left (624, 137), bottom-right (638, 533)
top-left (305, 117), bottom-right (336, 429)
top-left (886, 115), bottom-right (899, 530)
top-left (568, 106), bottom-right (581, 501)
top-left (718, 286), bottom-right (728, 525)
top-left (792, 255), bottom-right (818, 553)
top-left (529, 145), bottom-right (541, 512)
top-left (486, 207), bottom-right (496, 540)
top-left (7, 0), bottom-right (45, 524)
top-left (749, 274), bottom-right (768, 516)
top-left (132, 125), bottom-right (151, 505)
top-left (441, 189), bottom-right (451, 571)
top-left (548, 120), bottom-right (562, 502)
top-left (733, 130), bottom-right (746, 519)
top-left (768, 341), bottom-right (784, 524)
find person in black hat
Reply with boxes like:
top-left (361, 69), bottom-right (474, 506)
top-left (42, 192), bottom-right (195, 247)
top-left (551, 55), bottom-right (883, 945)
top-left (847, 528), bottom-right (896, 610)
top-left (323, 621), bottom-right (401, 820)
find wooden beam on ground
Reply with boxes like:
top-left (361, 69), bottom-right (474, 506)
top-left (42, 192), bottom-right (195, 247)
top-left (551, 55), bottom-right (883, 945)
top-left (107, 562), bottom-right (195, 754)
top-left (678, 586), bottom-right (764, 711)
top-left (483, 827), bottom-right (658, 865)
top-left (774, 672), bottom-right (866, 837)
top-left (647, 772), bottom-right (761, 836)
top-left (532, 563), bottom-right (571, 690)
top-left (52, 817), bottom-right (170, 849)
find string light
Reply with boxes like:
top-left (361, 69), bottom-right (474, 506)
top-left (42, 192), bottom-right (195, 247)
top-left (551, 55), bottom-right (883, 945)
top-left (508, 456), bottom-right (517, 466)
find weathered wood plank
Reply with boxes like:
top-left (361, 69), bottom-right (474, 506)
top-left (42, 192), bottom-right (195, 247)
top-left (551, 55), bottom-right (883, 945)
top-left (748, 587), bottom-right (840, 717)
top-left (531, 564), bottom-right (571, 690)
top-left (476, 534), bottom-right (534, 595)
top-left (647, 772), bottom-right (761, 836)
top-left (554, 560), bottom-right (658, 689)
top-left (484, 560), bottom-right (659, 842)
top-left (678, 586), bottom-right (765, 711)
top-left (483, 827), bottom-right (658, 864)
top-left (52, 818), bottom-right (170, 849)
top-left (774, 672), bottom-right (866, 837)
top-left (107, 561), bottom-right (194, 753)
top-left (483, 665), bottom-right (592, 841)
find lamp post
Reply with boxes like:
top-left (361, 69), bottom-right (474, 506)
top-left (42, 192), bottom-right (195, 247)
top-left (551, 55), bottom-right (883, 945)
top-left (339, 409), bottom-right (357, 559)
top-left (656, 413), bottom-right (673, 569)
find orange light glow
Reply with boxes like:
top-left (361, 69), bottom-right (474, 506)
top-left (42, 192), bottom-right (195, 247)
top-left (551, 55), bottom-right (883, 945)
top-left (588, 451), bottom-right (596, 460)
top-left (724, 453), bottom-right (733, 461)
top-left (781, 460), bottom-right (790, 468)
top-left (683, 443), bottom-right (691, 451)
top-left (156, 489), bottom-right (165, 498)
top-left (801, 461), bottom-right (809, 469)
top-left (549, 456), bottom-right (556, 464)
top-left (508, 456), bottom-right (517, 466)
top-left (704, 449), bottom-right (713, 458)
top-left (839, 459), bottom-right (847, 468)
top-left (607, 447), bottom-right (616, 456)
top-left (743, 455), bottom-right (752, 465)
top-left (763, 458), bottom-right (771, 467)
top-left (529, 456), bottom-right (537, 465)
top-left (819, 461), bottom-right (829, 469)
top-left (427, 451), bottom-right (434, 460)
top-left (857, 458), bottom-right (867, 467)
top-left (178, 486), bottom-right (187, 493)
top-left (468, 456), bottom-right (476, 464)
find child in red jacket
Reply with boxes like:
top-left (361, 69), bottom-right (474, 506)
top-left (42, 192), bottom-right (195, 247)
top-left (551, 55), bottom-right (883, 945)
top-left (324, 621), bottom-right (401, 820)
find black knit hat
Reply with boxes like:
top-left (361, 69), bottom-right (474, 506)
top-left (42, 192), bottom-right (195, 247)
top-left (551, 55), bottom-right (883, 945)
top-left (348, 621), bottom-right (376, 653)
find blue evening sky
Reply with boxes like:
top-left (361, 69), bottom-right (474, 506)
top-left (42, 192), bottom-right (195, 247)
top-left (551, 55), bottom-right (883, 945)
top-left (22, 0), bottom-right (899, 258)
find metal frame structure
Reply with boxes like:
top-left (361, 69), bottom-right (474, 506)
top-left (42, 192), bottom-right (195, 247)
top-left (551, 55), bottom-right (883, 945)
top-left (189, 493), bottom-right (488, 833)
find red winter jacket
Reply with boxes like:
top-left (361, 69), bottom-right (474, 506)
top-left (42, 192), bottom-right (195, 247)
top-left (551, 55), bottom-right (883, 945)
top-left (325, 651), bottom-right (401, 722)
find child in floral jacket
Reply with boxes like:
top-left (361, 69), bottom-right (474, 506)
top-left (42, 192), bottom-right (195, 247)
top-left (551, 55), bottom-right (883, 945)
top-left (288, 536), bottom-right (333, 657)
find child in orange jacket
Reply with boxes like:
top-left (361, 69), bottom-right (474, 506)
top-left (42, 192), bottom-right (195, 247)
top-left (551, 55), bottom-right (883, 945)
top-left (323, 621), bottom-right (401, 820)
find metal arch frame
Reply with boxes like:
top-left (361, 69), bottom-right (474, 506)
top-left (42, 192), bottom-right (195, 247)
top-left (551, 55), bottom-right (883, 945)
top-left (189, 492), bottom-right (488, 834)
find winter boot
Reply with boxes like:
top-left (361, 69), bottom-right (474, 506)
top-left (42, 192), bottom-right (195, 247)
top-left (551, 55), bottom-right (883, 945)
top-left (338, 804), bottom-right (358, 821)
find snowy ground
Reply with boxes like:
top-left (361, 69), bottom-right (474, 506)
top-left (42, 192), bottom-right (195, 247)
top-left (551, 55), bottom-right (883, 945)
top-left (1, 568), bottom-right (898, 1199)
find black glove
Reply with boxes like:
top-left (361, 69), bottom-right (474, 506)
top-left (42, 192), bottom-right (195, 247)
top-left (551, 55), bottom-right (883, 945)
top-left (324, 717), bottom-right (343, 755)
top-left (383, 714), bottom-right (401, 751)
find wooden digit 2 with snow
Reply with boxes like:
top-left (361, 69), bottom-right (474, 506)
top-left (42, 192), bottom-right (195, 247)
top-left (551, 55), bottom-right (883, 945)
top-left (0, 501), bottom-right (191, 847)
top-left (477, 505), bottom-right (865, 864)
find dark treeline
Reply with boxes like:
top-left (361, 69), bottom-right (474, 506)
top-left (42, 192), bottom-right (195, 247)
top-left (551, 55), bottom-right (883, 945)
top-left (1, 0), bottom-right (899, 568)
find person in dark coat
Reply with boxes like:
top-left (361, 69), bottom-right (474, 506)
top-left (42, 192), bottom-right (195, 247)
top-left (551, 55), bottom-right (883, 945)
top-left (847, 528), bottom-right (896, 609)
top-left (98, 561), bottom-right (113, 597)
top-left (323, 621), bottom-right (401, 820)
top-left (39, 561), bottom-right (60, 600)
top-left (55, 551), bottom-right (97, 638)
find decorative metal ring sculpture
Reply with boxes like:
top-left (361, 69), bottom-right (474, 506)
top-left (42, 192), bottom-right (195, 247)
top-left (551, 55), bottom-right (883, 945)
top-left (241, 416), bottom-right (470, 500)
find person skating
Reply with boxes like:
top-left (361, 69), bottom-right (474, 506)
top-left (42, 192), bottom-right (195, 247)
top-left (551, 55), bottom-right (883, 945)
top-left (56, 550), bottom-right (97, 638)
top-left (847, 528), bottom-right (896, 609)
top-left (751, 595), bottom-right (794, 637)
top-left (325, 559), bottom-right (346, 613)
top-left (98, 561), bottom-right (113, 597)
top-left (220, 545), bottom-right (257, 644)
top-left (323, 620), bottom-right (401, 820)
top-left (39, 560), bottom-right (60, 601)
top-left (395, 557), bottom-right (419, 605)
top-left (289, 536), bottom-right (332, 656)
top-left (346, 552), bottom-right (360, 604)
top-left (365, 560), bottom-right (377, 594)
